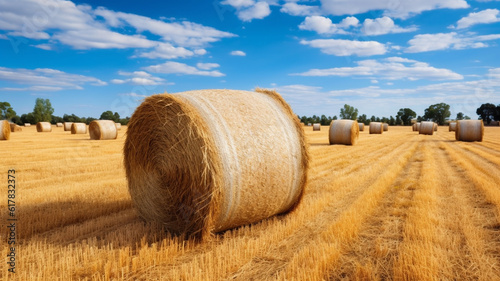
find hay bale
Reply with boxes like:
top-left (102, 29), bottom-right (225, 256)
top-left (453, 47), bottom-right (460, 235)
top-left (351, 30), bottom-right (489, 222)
top-left (307, 123), bottom-right (312, 126)
top-left (449, 122), bottom-right (456, 132)
top-left (456, 120), bottom-right (484, 142)
top-left (369, 122), bottom-right (383, 134)
top-left (416, 122), bottom-right (421, 131)
top-left (434, 123), bottom-right (438, 131)
top-left (313, 123), bottom-right (321, 131)
top-left (10, 123), bottom-right (22, 132)
top-left (56, 122), bottom-right (63, 127)
top-left (383, 123), bottom-right (389, 131)
top-left (358, 123), bottom-right (364, 131)
top-left (24, 123), bottom-right (31, 127)
top-left (89, 120), bottom-right (117, 140)
top-left (0, 120), bottom-right (10, 140)
top-left (115, 122), bottom-right (122, 130)
top-left (36, 122), bottom-right (52, 132)
top-left (412, 123), bottom-right (418, 131)
top-left (124, 89), bottom-right (309, 238)
top-left (419, 121), bottom-right (434, 135)
top-left (63, 122), bottom-right (73, 131)
top-left (488, 121), bottom-right (500, 126)
top-left (71, 123), bottom-right (87, 134)
top-left (329, 120), bottom-right (359, 145)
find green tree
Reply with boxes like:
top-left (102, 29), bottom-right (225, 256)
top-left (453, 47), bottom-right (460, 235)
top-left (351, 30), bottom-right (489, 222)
top-left (464, 115), bottom-right (471, 120)
top-left (370, 115), bottom-right (376, 122)
top-left (476, 103), bottom-right (497, 124)
top-left (395, 115), bottom-right (402, 126)
top-left (339, 104), bottom-right (358, 120)
top-left (63, 114), bottom-right (82, 123)
top-left (0, 102), bottom-right (17, 120)
top-left (397, 108), bottom-right (417, 126)
top-left (496, 105), bottom-right (500, 121)
top-left (357, 114), bottom-right (368, 125)
top-left (11, 115), bottom-right (22, 125)
top-left (423, 103), bottom-right (451, 125)
top-left (99, 111), bottom-right (121, 122)
top-left (456, 112), bottom-right (465, 120)
top-left (20, 113), bottom-right (35, 124)
top-left (33, 98), bottom-right (54, 123)
top-left (51, 115), bottom-right (64, 124)
top-left (389, 116), bottom-right (395, 126)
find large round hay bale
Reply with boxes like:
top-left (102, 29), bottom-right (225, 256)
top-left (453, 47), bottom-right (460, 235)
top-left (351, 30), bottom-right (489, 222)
top-left (419, 121), bottom-right (434, 135)
top-left (369, 122), bottom-right (383, 134)
top-left (36, 122), bottom-right (52, 132)
top-left (71, 123), bottom-right (87, 134)
top-left (383, 123), bottom-right (389, 131)
top-left (358, 123), bottom-right (364, 131)
top-left (89, 120), bottom-right (117, 140)
top-left (412, 123), bottom-right (417, 131)
top-left (115, 122), bottom-right (122, 130)
top-left (24, 123), bottom-right (31, 127)
top-left (329, 120), bottom-right (359, 145)
top-left (434, 123), bottom-right (438, 131)
top-left (124, 89), bottom-right (309, 238)
top-left (10, 123), bottom-right (22, 132)
top-left (313, 123), bottom-right (321, 131)
top-left (456, 120), bottom-right (484, 142)
top-left (63, 122), bottom-right (73, 131)
top-left (0, 120), bottom-right (10, 140)
top-left (56, 122), bottom-right (63, 127)
top-left (416, 123), bottom-right (421, 131)
top-left (449, 122), bottom-right (456, 132)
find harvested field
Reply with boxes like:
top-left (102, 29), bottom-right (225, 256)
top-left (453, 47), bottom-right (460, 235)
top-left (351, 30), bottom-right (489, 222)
top-left (1, 125), bottom-right (500, 280)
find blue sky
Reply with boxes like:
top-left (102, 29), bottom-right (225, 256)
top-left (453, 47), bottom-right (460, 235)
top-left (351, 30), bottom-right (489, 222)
top-left (1, 0), bottom-right (499, 119)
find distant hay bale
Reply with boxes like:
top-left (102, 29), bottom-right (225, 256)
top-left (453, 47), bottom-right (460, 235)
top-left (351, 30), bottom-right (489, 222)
top-left (313, 123), bottom-right (321, 131)
top-left (115, 122), bottom-right (122, 130)
top-left (24, 123), bottom-right (31, 127)
top-left (434, 123), bottom-right (438, 131)
top-left (89, 120), bottom-right (117, 140)
top-left (416, 123), bottom-right (421, 131)
top-left (36, 122), bottom-right (52, 132)
top-left (449, 122), bottom-right (456, 132)
top-left (358, 123), bottom-right (364, 131)
top-left (456, 120), bottom-right (484, 142)
top-left (0, 120), bottom-right (10, 140)
top-left (383, 123), bottom-right (389, 131)
top-left (10, 123), bottom-right (22, 132)
top-left (369, 122), bottom-right (383, 134)
top-left (71, 123), bottom-right (87, 134)
top-left (329, 120), bottom-right (359, 145)
top-left (63, 122), bottom-right (73, 131)
top-left (307, 123), bottom-right (312, 126)
top-left (124, 89), bottom-right (309, 238)
top-left (56, 122), bottom-right (63, 127)
top-left (412, 123), bottom-right (418, 131)
top-left (419, 121), bottom-right (434, 135)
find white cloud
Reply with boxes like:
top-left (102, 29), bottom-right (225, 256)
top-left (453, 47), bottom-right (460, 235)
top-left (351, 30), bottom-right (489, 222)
top-left (0, 66), bottom-right (106, 90)
top-left (292, 57), bottom-right (464, 81)
top-left (362, 16), bottom-right (417, 35)
top-left (406, 32), bottom-right (500, 53)
top-left (280, 2), bottom-right (321, 16)
top-left (194, 49), bottom-right (207, 55)
top-left (144, 62), bottom-right (225, 77)
top-left (33, 44), bottom-right (52, 50)
top-left (221, 0), bottom-right (255, 8)
top-left (300, 39), bottom-right (387, 56)
top-left (230, 50), bottom-right (246, 56)
top-left (237, 1), bottom-right (271, 21)
top-left (455, 9), bottom-right (500, 29)
top-left (196, 63), bottom-right (220, 70)
top-left (111, 71), bottom-right (164, 85)
top-left (136, 43), bottom-right (194, 59)
top-left (299, 16), bottom-right (359, 35)
top-left (339, 16), bottom-right (360, 28)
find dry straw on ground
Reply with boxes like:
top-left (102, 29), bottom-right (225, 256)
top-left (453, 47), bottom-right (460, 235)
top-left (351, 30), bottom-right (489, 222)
top-left (71, 123), bottom-right (87, 134)
top-left (383, 123), bottom-right (389, 131)
top-left (449, 122), bottom-right (457, 132)
top-left (89, 120), bottom-right (117, 140)
top-left (115, 123), bottom-right (122, 130)
top-left (0, 120), bottom-right (10, 140)
top-left (63, 122), bottom-right (73, 131)
top-left (419, 121), bottom-right (434, 135)
top-left (36, 122), bottom-right (52, 132)
top-left (329, 120), bottom-right (359, 145)
top-left (369, 122), bottom-right (383, 134)
top-left (455, 120), bottom-right (484, 142)
top-left (124, 89), bottom-right (309, 239)
top-left (313, 123), bottom-right (321, 131)
top-left (358, 123), bottom-right (364, 131)
top-left (24, 123), bottom-right (31, 127)
top-left (56, 122), bottom-right (63, 127)
top-left (10, 123), bottom-right (22, 132)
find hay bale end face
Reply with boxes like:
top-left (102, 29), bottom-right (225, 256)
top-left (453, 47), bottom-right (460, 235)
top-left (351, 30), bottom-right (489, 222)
top-left (0, 120), bottom-right (11, 140)
top-left (56, 122), bottom-right (63, 127)
top-left (419, 121), bottom-right (434, 135)
top-left (449, 122), bottom-right (457, 132)
top-left (124, 89), bottom-right (309, 238)
top-left (24, 123), bottom-right (31, 127)
top-left (358, 123), bottom-right (364, 131)
top-left (89, 120), bottom-right (117, 140)
top-left (71, 123), bottom-right (87, 134)
top-left (36, 122), bottom-right (52, 132)
top-left (369, 122), bottom-right (383, 134)
top-left (434, 123), bottom-right (438, 131)
top-left (115, 123), bottom-right (122, 130)
top-left (313, 123), bottom-right (321, 131)
top-left (329, 120), bottom-right (359, 145)
top-left (10, 123), bottom-right (22, 132)
top-left (456, 120), bottom-right (484, 142)
top-left (383, 123), bottom-right (389, 131)
top-left (63, 122), bottom-right (73, 131)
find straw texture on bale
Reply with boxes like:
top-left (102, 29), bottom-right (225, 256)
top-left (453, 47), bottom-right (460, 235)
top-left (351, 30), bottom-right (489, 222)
top-left (0, 120), bottom-right (10, 140)
top-left (63, 122), bottom-right (73, 131)
top-left (56, 122), bottom-right (63, 127)
top-left (10, 123), bottom-right (22, 132)
top-left (124, 89), bottom-right (309, 238)
top-left (329, 120), bottom-right (359, 145)
top-left (369, 122), bottom-right (383, 134)
top-left (36, 122), bottom-right (52, 132)
top-left (412, 123), bottom-right (418, 131)
top-left (434, 123), bottom-right (438, 131)
top-left (24, 123), bottom-right (31, 127)
top-left (419, 121), bottom-right (434, 135)
top-left (456, 120), bottom-right (484, 142)
top-left (89, 120), bottom-right (117, 140)
top-left (71, 123), bottom-right (87, 134)
top-left (313, 123), bottom-right (321, 131)
top-left (449, 122), bottom-right (457, 132)
top-left (115, 123), bottom-right (122, 130)
top-left (358, 123), bottom-right (364, 131)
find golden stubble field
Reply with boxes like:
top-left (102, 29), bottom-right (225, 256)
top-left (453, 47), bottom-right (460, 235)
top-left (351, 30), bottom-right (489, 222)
top-left (1, 124), bottom-right (500, 280)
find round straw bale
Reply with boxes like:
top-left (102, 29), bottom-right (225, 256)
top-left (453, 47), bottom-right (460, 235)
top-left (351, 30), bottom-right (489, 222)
top-left (0, 120), bottom-right (10, 140)
top-left (89, 120), bottom-right (117, 140)
top-left (412, 123), bottom-right (417, 131)
top-left (358, 123), bottom-right (364, 131)
top-left (455, 120), bottom-right (484, 142)
top-left (124, 89), bottom-right (309, 238)
top-left (383, 123), bottom-right (389, 131)
top-left (56, 122), bottom-right (63, 127)
top-left (329, 120), bottom-right (359, 145)
top-left (419, 121), bottom-right (434, 135)
top-left (369, 122), bottom-right (383, 134)
top-left (63, 122), bottom-right (73, 131)
top-left (449, 122), bottom-right (456, 132)
top-left (434, 123), bottom-right (438, 131)
top-left (313, 123), bottom-right (321, 131)
top-left (71, 122), bottom-right (87, 134)
top-left (24, 123), bottom-right (31, 127)
top-left (36, 122), bottom-right (52, 132)
top-left (416, 122), bottom-right (421, 131)
top-left (10, 123), bottom-right (22, 132)
top-left (115, 122), bottom-right (122, 130)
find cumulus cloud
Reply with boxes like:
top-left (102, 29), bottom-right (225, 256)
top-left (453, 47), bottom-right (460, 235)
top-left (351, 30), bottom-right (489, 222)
top-left (362, 16), bottom-right (417, 35)
top-left (135, 43), bottom-right (194, 59)
top-left (221, 0), bottom-right (272, 21)
top-left (406, 32), bottom-right (500, 53)
top-left (230, 50), bottom-right (246, 56)
top-left (111, 71), bottom-right (165, 85)
top-left (455, 9), bottom-right (500, 29)
top-left (299, 16), bottom-right (358, 34)
top-left (144, 61), bottom-right (225, 77)
top-left (300, 39), bottom-right (387, 56)
top-left (280, 2), bottom-right (321, 16)
top-left (196, 63), bottom-right (220, 70)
